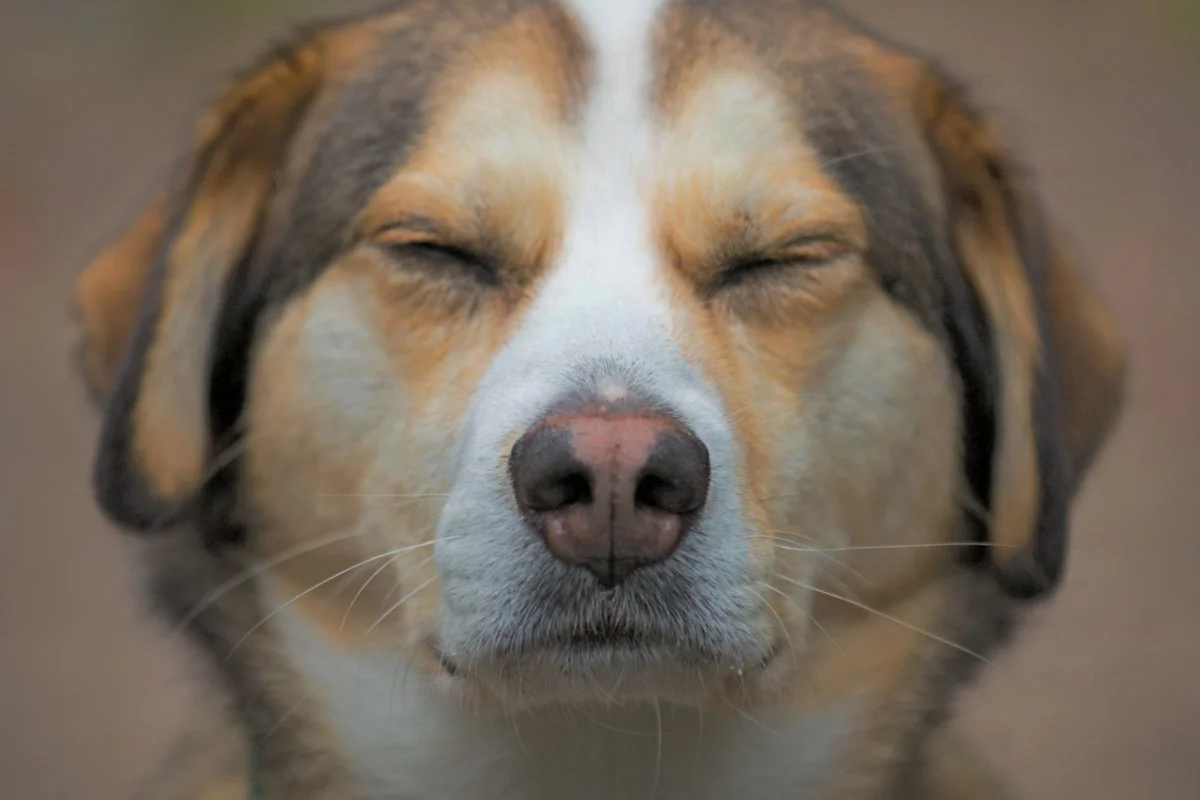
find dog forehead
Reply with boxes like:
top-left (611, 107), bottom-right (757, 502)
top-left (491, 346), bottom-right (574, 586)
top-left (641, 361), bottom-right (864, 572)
top-left (258, 1), bottom-right (945, 318)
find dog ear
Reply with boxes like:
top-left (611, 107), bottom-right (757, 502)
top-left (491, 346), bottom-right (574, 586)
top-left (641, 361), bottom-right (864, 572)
top-left (74, 198), bottom-right (168, 405)
top-left (917, 69), bottom-right (1127, 598)
top-left (75, 36), bottom-right (326, 532)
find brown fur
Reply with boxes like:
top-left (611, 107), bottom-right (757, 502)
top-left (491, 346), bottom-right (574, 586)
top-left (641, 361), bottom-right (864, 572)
top-left (73, 2), bottom-right (1126, 798)
top-left (73, 199), bottom-right (165, 402)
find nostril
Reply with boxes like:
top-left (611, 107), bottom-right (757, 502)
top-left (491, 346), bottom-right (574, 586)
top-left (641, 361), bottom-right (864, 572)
top-left (527, 470), bottom-right (592, 511)
top-left (634, 473), bottom-right (682, 512)
top-left (511, 424), bottom-right (593, 513)
top-left (635, 470), bottom-right (705, 515)
top-left (636, 430), bottom-right (710, 516)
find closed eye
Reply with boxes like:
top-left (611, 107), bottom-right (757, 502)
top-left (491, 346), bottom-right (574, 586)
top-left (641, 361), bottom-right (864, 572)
top-left (376, 227), bottom-right (498, 285)
top-left (715, 237), bottom-right (853, 289)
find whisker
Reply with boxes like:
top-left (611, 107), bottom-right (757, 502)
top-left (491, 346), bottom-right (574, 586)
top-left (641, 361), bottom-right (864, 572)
top-left (748, 586), bottom-right (799, 665)
top-left (760, 534), bottom-right (866, 583)
top-left (583, 669), bottom-right (620, 706)
top-left (573, 710), bottom-right (660, 737)
top-left (771, 582), bottom-right (848, 661)
top-left (817, 541), bottom-right (1015, 552)
top-left (176, 527), bottom-right (370, 631)
top-left (363, 576), bottom-right (437, 640)
top-left (723, 696), bottom-right (781, 737)
top-left (819, 145), bottom-right (901, 169)
top-left (262, 696), bottom-right (307, 742)
top-left (959, 490), bottom-right (995, 527)
top-left (764, 528), bottom-right (1012, 554)
top-left (559, 705), bottom-right (588, 746)
top-left (753, 492), bottom-right (803, 505)
top-left (206, 434), bottom-right (249, 478)
top-left (339, 533), bottom-right (434, 631)
top-left (228, 546), bottom-right (434, 657)
top-left (761, 584), bottom-right (839, 706)
top-left (145, 422), bottom-right (254, 529)
top-left (807, 613), bottom-right (846, 660)
top-left (724, 402), bottom-right (757, 423)
top-left (507, 707), bottom-right (533, 762)
top-left (389, 648), bottom-right (410, 719)
top-left (773, 574), bottom-right (991, 664)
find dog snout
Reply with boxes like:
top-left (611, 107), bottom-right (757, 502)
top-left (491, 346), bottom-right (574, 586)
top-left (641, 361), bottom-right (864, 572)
top-left (509, 402), bottom-right (711, 588)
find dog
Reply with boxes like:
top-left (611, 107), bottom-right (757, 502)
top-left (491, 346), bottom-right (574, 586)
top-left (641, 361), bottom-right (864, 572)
top-left (73, 1), bottom-right (1127, 797)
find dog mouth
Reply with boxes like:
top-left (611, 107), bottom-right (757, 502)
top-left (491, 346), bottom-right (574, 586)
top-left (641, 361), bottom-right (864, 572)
top-left (429, 616), bottom-right (782, 710)
top-left (432, 620), bottom-right (673, 677)
top-left (552, 618), bottom-right (657, 652)
top-left (430, 592), bottom-right (779, 691)
top-left (562, 620), bottom-right (649, 649)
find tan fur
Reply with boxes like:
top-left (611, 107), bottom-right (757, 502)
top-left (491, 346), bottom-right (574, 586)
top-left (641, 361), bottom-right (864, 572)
top-left (917, 68), bottom-right (1127, 576)
top-left (955, 204), bottom-right (1043, 560)
top-left (360, 7), bottom-right (586, 291)
top-left (73, 198), bottom-right (165, 402)
top-left (74, 3), bottom-right (1126, 799)
top-left (135, 37), bottom-right (326, 501)
top-left (1043, 241), bottom-right (1128, 478)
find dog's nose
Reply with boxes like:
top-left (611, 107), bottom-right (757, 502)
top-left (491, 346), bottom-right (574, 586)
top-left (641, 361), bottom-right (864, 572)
top-left (510, 404), bottom-right (710, 588)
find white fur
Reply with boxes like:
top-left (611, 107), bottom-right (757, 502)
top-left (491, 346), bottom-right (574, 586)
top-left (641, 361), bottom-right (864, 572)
top-left (268, 2), bottom-right (864, 796)
top-left (269, 589), bottom-right (856, 800)
top-left (433, 0), bottom-right (762, 702)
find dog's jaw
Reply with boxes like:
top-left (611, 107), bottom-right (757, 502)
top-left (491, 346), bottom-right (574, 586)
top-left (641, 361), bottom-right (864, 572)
top-left (266, 579), bottom-right (860, 800)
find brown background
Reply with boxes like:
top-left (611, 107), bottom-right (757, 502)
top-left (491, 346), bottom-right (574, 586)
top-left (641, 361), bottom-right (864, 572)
top-left (2, 0), bottom-right (1197, 797)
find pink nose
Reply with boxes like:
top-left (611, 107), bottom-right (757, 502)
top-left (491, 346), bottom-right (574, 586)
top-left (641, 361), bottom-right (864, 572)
top-left (509, 404), bottom-right (710, 588)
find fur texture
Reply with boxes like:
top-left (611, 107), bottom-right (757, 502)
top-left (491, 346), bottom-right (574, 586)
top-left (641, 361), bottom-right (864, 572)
top-left (74, 2), bottom-right (1126, 798)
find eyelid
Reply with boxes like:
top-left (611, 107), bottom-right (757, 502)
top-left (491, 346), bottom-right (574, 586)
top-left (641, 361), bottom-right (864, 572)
top-left (706, 232), bottom-right (860, 295)
top-left (374, 224), bottom-right (443, 248)
top-left (374, 224), bottom-right (483, 262)
top-left (731, 234), bottom-right (857, 271)
top-left (373, 223), bottom-right (499, 286)
top-left (774, 238), bottom-right (851, 263)
top-left (776, 228), bottom-right (864, 258)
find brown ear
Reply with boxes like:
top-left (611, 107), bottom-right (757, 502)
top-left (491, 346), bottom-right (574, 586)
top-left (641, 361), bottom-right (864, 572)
top-left (918, 70), bottom-right (1127, 597)
top-left (83, 36), bottom-right (326, 532)
top-left (74, 199), bottom-right (167, 404)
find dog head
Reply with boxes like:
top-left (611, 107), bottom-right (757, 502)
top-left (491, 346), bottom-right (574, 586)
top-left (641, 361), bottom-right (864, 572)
top-left (75, 0), bottom-right (1125, 714)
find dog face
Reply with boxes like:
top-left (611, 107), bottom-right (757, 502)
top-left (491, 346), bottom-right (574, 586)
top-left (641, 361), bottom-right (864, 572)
top-left (77, 0), bottom-right (1124, 748)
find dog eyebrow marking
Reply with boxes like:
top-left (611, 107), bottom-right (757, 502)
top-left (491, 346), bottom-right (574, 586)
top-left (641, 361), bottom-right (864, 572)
top-left (358, 5), bottom-right (590, 285)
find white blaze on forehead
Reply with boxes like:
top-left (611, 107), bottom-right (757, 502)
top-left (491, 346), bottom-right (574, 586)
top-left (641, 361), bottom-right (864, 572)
top-left (532, 0), bottom-right (670, 323)
top-left (446, 0), bottom-right (740, 495)
top-left (457, 0), bottom-right (730, 453)
top-left (434, 1), bottom-right (755, 718)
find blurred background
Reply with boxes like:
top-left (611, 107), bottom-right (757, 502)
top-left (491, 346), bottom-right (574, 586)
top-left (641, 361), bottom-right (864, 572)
top-left (1, 0), bottom-right (1198, 797)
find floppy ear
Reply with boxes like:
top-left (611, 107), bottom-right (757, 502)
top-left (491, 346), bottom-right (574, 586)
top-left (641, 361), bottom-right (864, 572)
top-left (73, 198), bottom-right (167, 404)
top-left (75, 37), bottom-right (326, 532)
top-left (918, 70), bottom-right (1128, 598)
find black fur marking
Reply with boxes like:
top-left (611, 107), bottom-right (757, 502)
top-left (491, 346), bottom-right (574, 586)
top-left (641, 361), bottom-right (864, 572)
top-left (796, 62), bottom-right (1003, 577)
top-left (988, 162), bottom-right (1073, 598)
top-left (922, 70), bottom-right (1077, 599)
top-left (93, 159), bottom-right (214, 532)
top-left (682, 0), bottom-right (1066, 597)
top-left (93, 2), bottom-right (549, 539)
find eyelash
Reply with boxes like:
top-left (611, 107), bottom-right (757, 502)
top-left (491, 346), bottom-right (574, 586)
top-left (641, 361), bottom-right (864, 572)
top-left (718, 241), bottom-right (848, 286)
top-left (383, 238), bottom-right (498, 284)
top-left (377, 229), bottom-right (849, 291)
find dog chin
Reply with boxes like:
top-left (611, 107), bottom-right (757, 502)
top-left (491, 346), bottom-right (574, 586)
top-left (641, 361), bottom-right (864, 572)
top-left (438, 640), bottom-right (779, 710)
